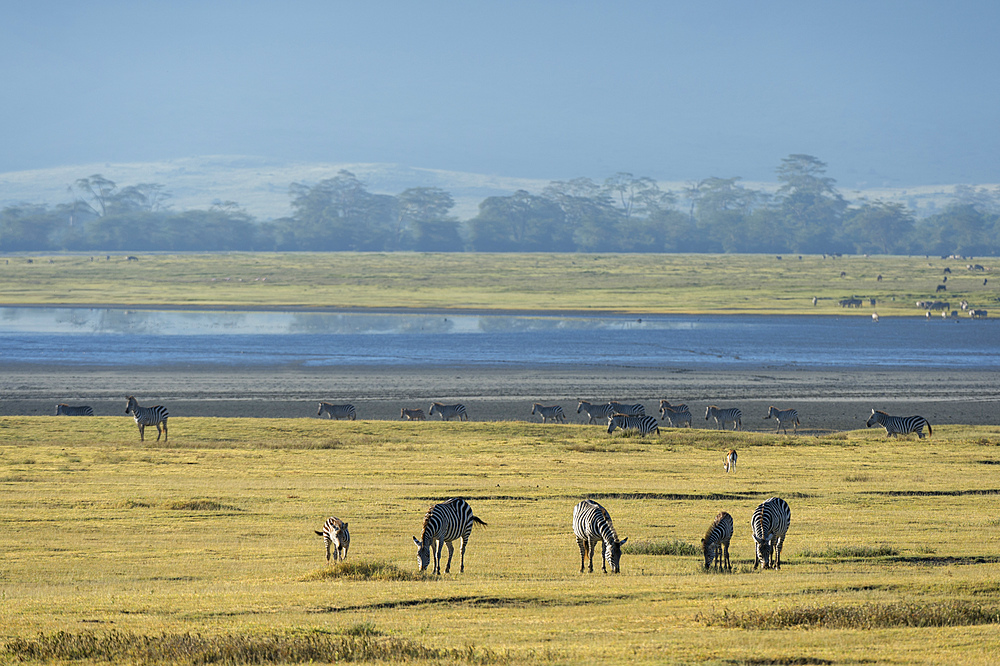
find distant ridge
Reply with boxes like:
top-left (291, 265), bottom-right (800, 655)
top-left (0, 155), bottom-right (981, 221)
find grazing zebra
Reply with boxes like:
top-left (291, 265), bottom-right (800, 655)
top-left (573, 499), bottom-right (628, 573)
top-left (317, 402), bottom-right (357, 420)
top-left (400, 408), bottom-right (426, 420)
top-left (429, 402), bottom-right (468, 421)
top-left (607, 414), bottom-right (660, 437)
top-left (55, 404), bottom-right (94, 416)
top-left (702, 511), bottom-right (733, 571)
top-left (531, 403), bottom-right (567, 423)
top-left (724, 449), bottom-right (737, 473)
top-left (705, 405), bottom-right (742, 431)
top-left (661, 406), bottom-right (692, 428)
top-left (125, 395), bottom-right (168, 442)
top-left (751, 497), bottom-right (791, 570)
top-left (577, 400), bottom-right (614, 424)
top-left (866, 409), bottom-right (932, 439)
top-left (314, 517), bottom-right (350, 563)
top-left (411, 498), bottom-right (486, 574)
top-left (764, 406), bottom-right (800, 434)
top-left (658, 400), bottom-right (689, 418)
top-left (608, 401), bottom-right (646, 416)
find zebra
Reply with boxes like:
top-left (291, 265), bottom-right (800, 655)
top-left (531, 403), bottom-right (566, 423)
top-left (702, 511), bottom-right (733, 571)
top-left (317, 402), bottom-right (357, 420)
top-left (577, 400), bottom-right (614, 424)
top-left (661, 406), bottom-right (692, 428)
top-left (400, 408), bottom-right (426, 420)
top-left (608, 401), bottom-right (646, 416)
top-left (607, 414), bottom-right (660, 437)
top-left (429, 402), bottom-right (468, 421)
top-left (314, 516), bottom-right (350, 563)
top-left (752, 497), bottom-right (791, 570)
top-left (764, 406), bottom-right (800, 434)
top-left (658, 400), bottom-right (689, 419)
top-left (411, 498), bottom-right (486, 574)
top-left (705, 405), bottom-right (742, 431)
top-left (724, 449), bottom-right (737, 473)
top-left (125, 395), bottom-right (168, 442)
top-left (573, 499), bottom-right (628, 574)
top-left (866, 409), bottom-right (932, 439)
top-left (55, 404), bottom-right (94, 416)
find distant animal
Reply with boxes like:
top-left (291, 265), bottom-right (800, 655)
top-left (872, 313), bottom-right (879, 323)
top-left (608, 401), bottom-right (645, 417)
top-left (400, 408), bottom-right (426, 420)
top-left (315, 517), bottom-right (350, 563)
top-left (944, 267), bottom-right (951, 274)
top-left (429, 402), bottom-right (468, 421)
top-left (840, 271), bottom-right (846, 278)
top-left (752, 497), bottom-right (791, 570)
top-left (702, 511), bottom-right (733, 571)
top-left (724, 449), bottom-right (737, 473)
top-left (607, 414), bottom-right (660, 437)
top-left (577, 400), bottom-right (615, 424)
top-left (970, 309), bottom-right (988, 318)
top-left (764, 406), bottom-right (800, 434)
top-left (658, 400), bottom-right (689, 418)
top-left (876, 274), bottom-right (883, 282)
top-left (970, 264), bottom-right (985, 271)
top-left (866, 409), bottom-right (931, 439)
top-left (705, 405), bottom-right (742, 431)
top-left (812, 297), bottom-right (818, 306)
top-left (531, 403), bottom-right (566, 423)
top-left (573, 499), bottom-right (627, 574)
top-left (412, 498), bottom-right (486, 574)
top-left (936, 284), bottom-right (947, 292)
top-left (661, 405), bottom-right (692, 428)
top-left (317, 402), bottom-right (357, 420)
top-left (126, 255), bottom-right (138, 261)
top-left (55, 404), bottom-right (94, 416)
top-left (125, 395), bottom-right (168, 442)
top-left (839, 298), bottom-right (863, 308)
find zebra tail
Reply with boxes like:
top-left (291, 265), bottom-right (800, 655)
top-left (315, 531), bottom-right (325, 536)
top-left (472, 515), bottom-right (488, 528)
top-left (926, 422), bottom-right (932, 436)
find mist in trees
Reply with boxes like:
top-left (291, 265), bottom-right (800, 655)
top-left (3, 158), bottom-right (1000, 255)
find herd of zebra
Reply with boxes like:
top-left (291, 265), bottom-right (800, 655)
top-left (315, 495), bottom-right (793, 575)
top-left (56, 398), bottom-right (933, 442)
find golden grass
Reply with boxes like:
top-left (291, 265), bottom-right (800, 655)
top-left (2, 417), bottom-right (1000, 664)
top-left (0, 252), bottom-right (996, 315)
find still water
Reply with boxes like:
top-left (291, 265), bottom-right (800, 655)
top-left (0, 307), bottom-right (996, 370)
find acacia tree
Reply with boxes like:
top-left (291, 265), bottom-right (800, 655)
top-left (692, 177), bottom-right (761, 252)
top-left (284, 170), bottom-right (396, 250)
top-left (396, 187), bottom-right (460, 251)
top-left (467, 190), bottom-right (568, 251)
top-left (843, 200), bottom-right (915, 254)
top-left (774, 155), bottom-right (847, 253)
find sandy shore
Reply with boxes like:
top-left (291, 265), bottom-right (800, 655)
top-left (1, 364), bottom-right (997, 433)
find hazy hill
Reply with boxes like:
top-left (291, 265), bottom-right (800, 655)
top-left (0, 155), bottom-right (978, 221)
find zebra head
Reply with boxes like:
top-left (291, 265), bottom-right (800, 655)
top-left (753, 534), bottom-right (774, 569)
top-left (606, 536), bottom-right (628, 573)
top-left (866, 409), bottom-right (883, 428)
top-left (125, 395), bottom-right (137, 415)
top-left (412, 536), bottom-right (431, 571)
top-left (701, 537), bottom-right (716, 569)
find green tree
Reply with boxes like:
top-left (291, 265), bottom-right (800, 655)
top-left (691, 177), bottom-right (761, 252)
top-left (396, 187), bottom-right (458, 250)
top-left (283, 170), bottom-right (396, 250)
top-left (0, 204), bottom-right (60, 251)
top-left (843, 200), bottom-right (915, 254)
top-left (774, 154), bottom-right (847, 253)
top-left (468, 190), bottom-right (568, 251)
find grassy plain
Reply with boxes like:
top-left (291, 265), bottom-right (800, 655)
top-left (2, 417), bottom-right (1000, 664)
top-left (0, 252), bottom-right (996, 315)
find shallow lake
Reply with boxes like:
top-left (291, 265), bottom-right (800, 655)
top-left (0, 307), bottom-right (996, 370)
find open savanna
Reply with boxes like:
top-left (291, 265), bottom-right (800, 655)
top-left (0, 252), bottom-right (996, 315)
top-left (2, 417), bottom-right (1000, 665)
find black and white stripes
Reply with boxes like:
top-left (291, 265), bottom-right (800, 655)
top-left (318, 402), bottom-right (357, 420)
top-left (412, 498), bottom-right (486, 574)
top-left (125, 395), bottom-right (169, 442)
top-left (764, 406), bottom-right (800, 434)
top-left (315, 517), bottom-right (350, 563)
top-left (573, 499), bottom-right (628, 573)
top-left (55, 404), bottom-right (94, 416)
top-left (705, 406), bottom-right (742, 431)
top-left (751, 497), bottom-right (791, 570)
top-left (866, 409), bottom-right (932, 439)
top-left (702, 511), bottom-right (733, 570)
top-left (531, 403), bottom-right (566, 423)
top-left (607, 414), bottom-right (660, 437)
top-left (429, 402), bottom-right (469, 421)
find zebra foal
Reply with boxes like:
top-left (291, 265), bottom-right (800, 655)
top-left (412, 498), bottom-right (486, 574)
top-left (752, 497), bottom-right (791, 570)
top-left (125, 396), bottom-right (168, 442)
top-left (317, 402), bottom-right (356, 420)
top-left (315, 517), bottom-right (350, 563)
top-left (661, 406), bottom-right (692, 428)
top-left (56, 404), bottom-right (94, 416)
top-left (764, 406), bottom-right (800, 434)
top-left (706, 405), bottom-right (742, 431)
top-left (607, 414), bottom-right (660, 437)
top-left (702, 511), bottom-right (733, 571)
top-left (866, 409), bottom-right (932, 439)
top-left (531, 403), bottom-right (566, 423)
top-left (658, 400), bottom-right (689, 418)
top-left (400, 408), bottom-right (426, 420)
top-left (573, 499), bottom-right (628, 573)
top-left (429, 402), bottom-right (468, 421)
top-left (577, 400), bottom-right (614, 424)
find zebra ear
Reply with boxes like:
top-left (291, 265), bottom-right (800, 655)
top-left (315, 531), bottom-right (324, 537)
top-left (618, 537), bottom-right (628, 546)
top-left (412, 536), bottom-right (421, 546)
top-left (342, 522), bottom-right (348, 529)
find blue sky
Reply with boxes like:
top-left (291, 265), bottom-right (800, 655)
top-left (2, 1), bottom-right (998, 187)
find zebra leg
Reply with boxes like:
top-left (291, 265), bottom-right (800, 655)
top-left (162, 421), bottom-right (167, 441)
top-left (459, 536), bottom-right (467, 573)
top-left (723, 540), bottom-right (731, 571)
top-left (138, 423), bottom-right (145, 441)
top-left (156, 423), bottom-right (163, 441)
top-left (577, 538), bottom-right (588, 573)
top-left (600, 540), bottom-right (607, 574)
top-left (443, 540), bottom-right (455, 573)
top-left (774, 536), bottom-right (784, 570)
top-left (434, 539), bottom-right (444, 575)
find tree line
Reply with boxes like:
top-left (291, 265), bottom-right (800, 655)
top-left (3, 155), bottom-right (999, 255)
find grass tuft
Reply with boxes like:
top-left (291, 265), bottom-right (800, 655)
top-left (300, 560), bottom-right (422, 582)
top-left (2, 630), bottom-right (519, 664)
top-left (798, 544), bottom-right (899, 559)
top-left (624, 539), bottom-right (700, 556)
top-left (165, 499), bottom-right (240, 511)
top-left (699, 601), bottom-right (1000, 629)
